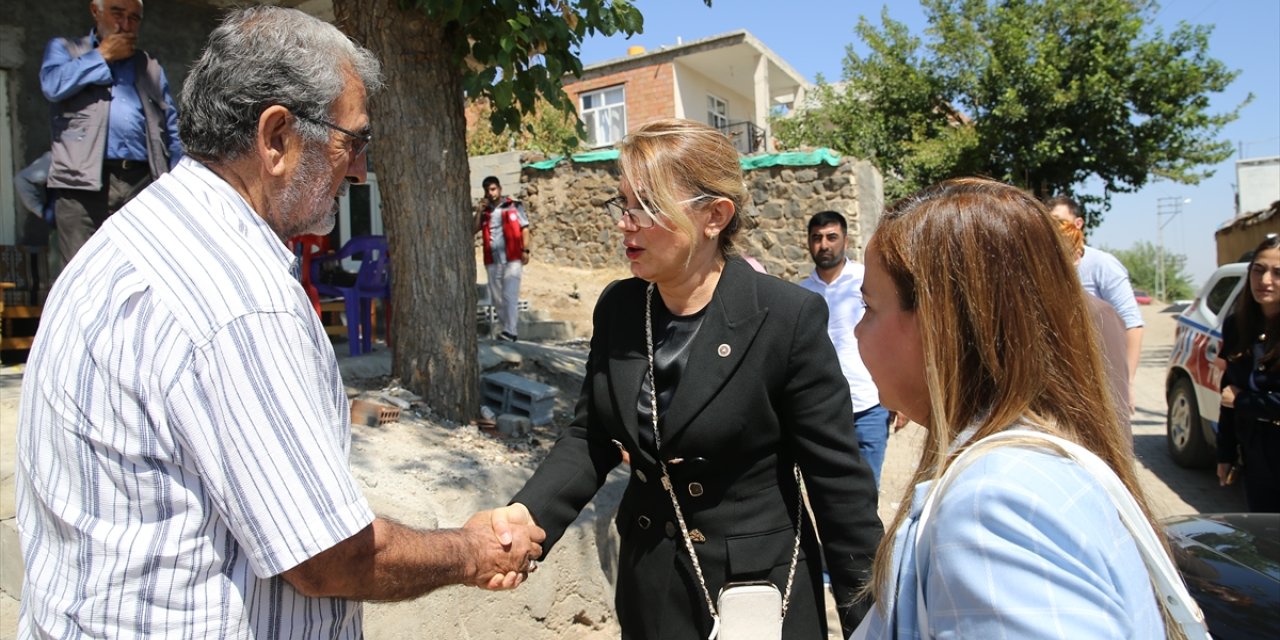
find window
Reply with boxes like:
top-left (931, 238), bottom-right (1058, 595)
top-left (580, 86), bottom-right (626, 147)
top-left (707, 94), bottom-right (729, 130)
top-left (1204, 275), bottom-right (1242, 317)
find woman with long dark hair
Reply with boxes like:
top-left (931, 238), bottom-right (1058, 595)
top-left (1217, 234), bottom-right (1280, 511)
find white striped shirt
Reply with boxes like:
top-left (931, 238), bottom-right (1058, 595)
top-left (16, 158), bottom-right (374, 638)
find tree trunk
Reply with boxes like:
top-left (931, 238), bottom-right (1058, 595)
top-left (333, 0), bottom-right (478, 422)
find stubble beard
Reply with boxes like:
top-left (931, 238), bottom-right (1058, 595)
top-left (812, 251), bottom-right (843, 271)
top-left (277, 145), bottom-right (344, 238)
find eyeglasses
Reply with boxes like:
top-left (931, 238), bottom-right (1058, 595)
top-left (604, 196), bottom-right (658, 229)
top-left (603, 194), bottom-right (722, 229)
top-left (295, 112), bottom-right (372, 157)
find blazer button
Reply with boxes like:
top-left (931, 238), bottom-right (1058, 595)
top-left (688, 482), bottom-right (704, 497)
top-left (637, 515), bottom-right (651, 530)
top-left (665, 521), bottom-right (677, 538)
top-left (636, 469), bottom-right (648, 483)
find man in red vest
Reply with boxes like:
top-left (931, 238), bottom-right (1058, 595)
top-left (474, 176), bottom-right (531, 341)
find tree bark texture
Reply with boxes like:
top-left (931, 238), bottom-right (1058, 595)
top-left (333, 0), bottom-right (479, 422)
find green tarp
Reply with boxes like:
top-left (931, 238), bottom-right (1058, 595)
top-left (523, 147), bottom-right (841, 171)
top-left (737, 147), bottom-right (841, 170)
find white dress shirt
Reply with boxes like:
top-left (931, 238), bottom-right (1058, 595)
top-left (800, 258), bottom-right (880, 412)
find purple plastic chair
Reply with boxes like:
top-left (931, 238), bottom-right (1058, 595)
top-left (311, 235), bottom-right (390, 356)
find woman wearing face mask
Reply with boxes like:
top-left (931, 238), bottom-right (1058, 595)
top-left (1216, 234), bottom-right (1280, 511)
top-left (507, 118), bottom-right (882, 639)
top-left (852, 178), bottom-right (1186, 639)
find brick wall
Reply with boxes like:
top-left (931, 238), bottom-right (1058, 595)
top-left (564, 63), bottom-right (676, 141)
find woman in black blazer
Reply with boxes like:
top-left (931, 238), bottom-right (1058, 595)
top-left (510, 118), bottom-right (883, 639)
top-left (1217, 234), bottom-right (1280, 511)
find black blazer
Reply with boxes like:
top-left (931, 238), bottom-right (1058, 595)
top-left (513, 257), bottom-right (883, 639)
top-left (1218, 314), bottom-right (1280, 463)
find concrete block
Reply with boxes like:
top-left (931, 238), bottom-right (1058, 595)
top-left (496, 414), bottom-right (532, 437)
top-left (518, 320), bottom-right (573, 342)
top-left (481, 372), bottom-right (558, 425)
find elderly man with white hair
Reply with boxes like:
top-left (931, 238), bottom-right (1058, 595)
top-left (17, 7), bottom-right (545, 638)
top-left (41, 0), bottom-right (184, 261)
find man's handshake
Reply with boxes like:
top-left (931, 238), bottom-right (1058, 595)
top-left (467, 503), bottom-right (546, 590)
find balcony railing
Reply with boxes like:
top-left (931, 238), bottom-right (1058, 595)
top-left (717, 121), bottom-right (764, 155)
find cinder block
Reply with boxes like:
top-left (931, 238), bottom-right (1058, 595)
top-left (481, 372), bottom-right (558, 426)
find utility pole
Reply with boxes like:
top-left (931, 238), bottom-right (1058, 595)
top-left (1156, 197), bottom-right (1190, 301)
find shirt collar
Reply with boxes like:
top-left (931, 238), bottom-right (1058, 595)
top-left (806, 257), bottom-right (855, 287)
top-left (179, 157), bottom-right (297, 272)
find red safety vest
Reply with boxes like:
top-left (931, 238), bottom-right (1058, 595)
top-left (480, 198), bottom-right (525, 264)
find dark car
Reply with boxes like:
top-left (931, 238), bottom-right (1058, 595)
top-left (1163, 513), bottom-right (1280, 638)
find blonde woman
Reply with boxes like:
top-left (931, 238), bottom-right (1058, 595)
top-left (509, 119), bottom-right (882, 639)
top-left (854, 178), bottom-right (1172, 638)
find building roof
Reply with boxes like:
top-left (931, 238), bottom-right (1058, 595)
top-left (573, 30), bottom-right (810, 104)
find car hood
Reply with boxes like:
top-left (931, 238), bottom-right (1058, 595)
top-left (1163, 513), bottom-right (1280, 639)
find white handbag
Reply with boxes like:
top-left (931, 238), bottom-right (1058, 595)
top-left (911, 429), bottom-right (1211, 639)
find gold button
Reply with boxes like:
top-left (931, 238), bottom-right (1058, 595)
top-left (665, 521), bottom-right (677, 538)
top-left (689, 529), bottom-right (706, 543)
top-left (637, 515), bottom-right (651, 529)
top-left (688, 482), bottom-right (704, 497)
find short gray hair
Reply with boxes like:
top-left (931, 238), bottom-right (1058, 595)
top-left (179, 6), bottom-right (383, 163)
top-left (94, 0), bottom-right (144, 10)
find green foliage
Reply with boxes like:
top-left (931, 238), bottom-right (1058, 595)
top-left (467, 97), bottom-right (582, 155)
top-left (409, 0), bottom-right (707, 146)
top-left (1105, 240), bottom-right (1194, 301)
top-left (773, 0), bottom-right (1249, 222)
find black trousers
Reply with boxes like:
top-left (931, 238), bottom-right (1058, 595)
top-left (52, 161), bottom-right (152, 262)
top-left (1240, 421), bottom-right (1280, 512)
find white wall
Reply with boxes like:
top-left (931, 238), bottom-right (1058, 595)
top-left (1237, 156), bottom-right (1280, 215)
top-left (672, 63), bottom-right (754, 129)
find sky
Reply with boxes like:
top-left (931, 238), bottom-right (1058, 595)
top-left (578, 0), bottom-right (1280, 286)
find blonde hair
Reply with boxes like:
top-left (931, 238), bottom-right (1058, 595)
top-left (616, 118), bottom-right (748, 259)
top-left (868, 178), bottom-right (1172, 630)
top-left (1056, 217), bottom-right (1085, 260)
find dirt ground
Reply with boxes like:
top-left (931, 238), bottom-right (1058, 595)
top-left (480, 257), bottom-right (634, 338)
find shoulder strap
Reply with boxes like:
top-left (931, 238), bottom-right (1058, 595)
top-left (913, 430), bottom-right (1210, 639)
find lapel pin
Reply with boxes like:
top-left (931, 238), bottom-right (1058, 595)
top-left (717, 343), bottom-right (731, 358)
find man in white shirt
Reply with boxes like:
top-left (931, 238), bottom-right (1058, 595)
top-left (16, 8), bottom-right (543, 638)
top-left (799, 211), bottom-right (889, 486)
top-left (1047, 196), bottom-right (1145, 412)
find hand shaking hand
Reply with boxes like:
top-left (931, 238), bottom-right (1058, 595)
top-left (463, 503), bottom-right (546, 590)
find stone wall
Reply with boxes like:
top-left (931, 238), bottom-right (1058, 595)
top-left (516, 155), bottom-right (883, 281)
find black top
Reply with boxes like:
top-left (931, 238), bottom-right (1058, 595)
top-left (1218, 313), bottom-right (1280, 463)
top-left (637, 293), bottom-right (706, 454)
